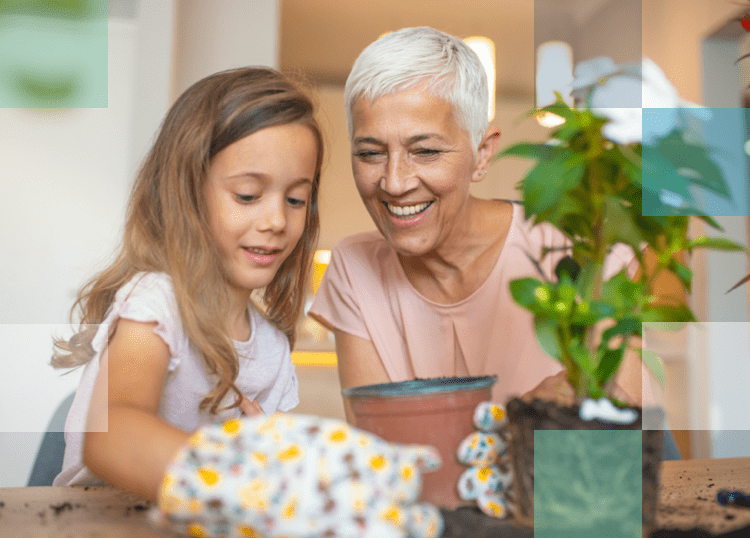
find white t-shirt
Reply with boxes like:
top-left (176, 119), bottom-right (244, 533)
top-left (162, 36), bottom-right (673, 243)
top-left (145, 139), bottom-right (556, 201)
top-left (54, 272), bottom-right (299, 486)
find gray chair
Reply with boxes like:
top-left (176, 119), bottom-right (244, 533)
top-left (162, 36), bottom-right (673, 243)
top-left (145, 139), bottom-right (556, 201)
top-left (663, 428), bottom-right (681, 461)
top-left (27, 392), bottom-right (75, 486)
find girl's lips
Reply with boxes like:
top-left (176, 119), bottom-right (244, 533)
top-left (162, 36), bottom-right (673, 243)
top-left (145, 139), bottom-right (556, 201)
top-left (243, 247), bottom-right (281, 266)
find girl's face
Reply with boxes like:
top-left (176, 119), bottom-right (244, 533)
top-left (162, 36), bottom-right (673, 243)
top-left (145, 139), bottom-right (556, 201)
top-left (204, 123), bottom-right (318, 300)
top-left (350, 86), bottom-right (487, 258)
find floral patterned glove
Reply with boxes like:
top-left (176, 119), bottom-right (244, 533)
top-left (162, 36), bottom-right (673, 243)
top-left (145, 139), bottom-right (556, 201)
top-left (455, 401), bottom-right (512, 518)
top-left (152, 413), bottom-right (444, 538)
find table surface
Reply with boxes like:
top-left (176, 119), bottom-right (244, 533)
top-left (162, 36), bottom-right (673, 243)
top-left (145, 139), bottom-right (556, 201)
top-left (1, 457), bottom-right (750, 537)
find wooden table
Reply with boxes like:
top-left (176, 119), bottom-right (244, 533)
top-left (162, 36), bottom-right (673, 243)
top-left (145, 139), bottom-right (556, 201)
top-left (1, 458), bottom-right (749, 537)
top-left (655, 456), bottom-right (750, 536)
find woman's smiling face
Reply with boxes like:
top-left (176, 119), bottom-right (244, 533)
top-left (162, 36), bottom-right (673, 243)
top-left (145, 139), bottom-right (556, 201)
top-left (350, 86), bottom-right (484, 258)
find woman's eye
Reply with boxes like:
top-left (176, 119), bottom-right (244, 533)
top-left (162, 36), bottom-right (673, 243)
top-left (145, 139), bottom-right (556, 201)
top-left (235, 194), bottom-right (258, 203)
top-left (355, 150), bottom-right (383, 159)
top-left (414, 148), bottom-right (441, 157)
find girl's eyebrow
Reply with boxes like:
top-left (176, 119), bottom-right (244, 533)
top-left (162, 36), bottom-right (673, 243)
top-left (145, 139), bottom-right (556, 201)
top-left (226, 171), bottom-right (313, 186)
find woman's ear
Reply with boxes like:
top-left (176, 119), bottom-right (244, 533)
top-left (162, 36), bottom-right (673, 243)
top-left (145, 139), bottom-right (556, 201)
top-left (472, 126), bottom-right (501, 182)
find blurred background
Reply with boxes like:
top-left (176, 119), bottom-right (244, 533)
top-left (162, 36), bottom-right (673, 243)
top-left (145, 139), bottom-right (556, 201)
top-left (1, 0), bottom-right (749, 487)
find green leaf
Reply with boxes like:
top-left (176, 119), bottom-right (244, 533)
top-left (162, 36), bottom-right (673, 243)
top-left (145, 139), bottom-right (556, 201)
top-left (697, 215), bottom-right (724, 232)
top-left (687, 236), bottom-right (746, 252)
top-left (642, 321), bottom-right (688, 332)
top-left (601, 316), bottom-right (643, 344)
top-left (510, 277), bottom-right (545, 309)
top-left (495, 142), bottom-right (565, 162)
top-left (641, 304), bottom-right (696, 323)
top-left (595, 344), bottom-right (626, 387)
top-left (602, 195), bottom-right (648, 252)
top-left (569, 340), bottom-right (594, 374)
top-left (602, 270), bottom-right (642, 314)
top-left (655, 131), bottom-right (732, 199)
top-left (667, 260), bottom-right (693, 293)
top-left (641, 349), bottom-right (666, 388)
top-left (521, 150), bottom-right (585, 216)
top-left (534, 317), bottom-right (562, 364)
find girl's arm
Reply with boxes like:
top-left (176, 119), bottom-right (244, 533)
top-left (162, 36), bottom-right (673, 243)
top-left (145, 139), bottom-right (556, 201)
top-left (334, 329), bottom-right (390, 425)
top-left (83, 319), bottom-right (190, 501)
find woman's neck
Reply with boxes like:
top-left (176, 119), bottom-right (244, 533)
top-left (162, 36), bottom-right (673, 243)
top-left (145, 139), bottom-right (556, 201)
top-left (398, 199), bottom-right (513, 304)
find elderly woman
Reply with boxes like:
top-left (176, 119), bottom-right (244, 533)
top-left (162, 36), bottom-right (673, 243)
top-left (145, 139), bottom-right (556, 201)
top-left (309, 27), bottom-right (640, 423)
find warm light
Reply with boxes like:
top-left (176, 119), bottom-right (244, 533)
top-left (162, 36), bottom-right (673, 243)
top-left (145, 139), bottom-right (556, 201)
top-left (535, 111), bottom-right (566, 128)
top-left (312, 250), bottom-right (331, 296)
top-left (535, 41), bottom-right (573, 126)
top-left (464, 36), bottom-right (496, 121)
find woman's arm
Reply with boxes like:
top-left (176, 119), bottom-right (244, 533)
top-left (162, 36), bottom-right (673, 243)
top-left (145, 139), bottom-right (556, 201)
top-left (334, 329), bottom-right (390, 425)
top-left (83, 319), bottom-right (190, 501)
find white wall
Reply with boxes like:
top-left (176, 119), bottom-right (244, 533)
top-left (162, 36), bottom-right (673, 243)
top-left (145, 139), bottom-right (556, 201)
top-left (0, 18), bottom-right (138, 487)
top-left (173, 0), bottom-right (279, 98)
top-left (0, 0), bottom-right (284, 488)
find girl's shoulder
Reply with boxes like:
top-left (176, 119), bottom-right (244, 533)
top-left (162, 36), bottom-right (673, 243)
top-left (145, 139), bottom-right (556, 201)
top-left (111, 271), bottom-right (178, 312)
top-left (97, 271), bottom-right (185, 359)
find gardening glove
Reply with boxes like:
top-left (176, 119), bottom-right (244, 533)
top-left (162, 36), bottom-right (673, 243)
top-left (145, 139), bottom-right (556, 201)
top-left (152, 413), bottom-right (444, 538)
top-left (455, 401), bottom-right (512, 518)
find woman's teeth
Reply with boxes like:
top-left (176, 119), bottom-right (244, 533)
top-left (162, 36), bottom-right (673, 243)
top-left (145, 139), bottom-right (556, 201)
top-left (386, 201), bottom-right (431, 217)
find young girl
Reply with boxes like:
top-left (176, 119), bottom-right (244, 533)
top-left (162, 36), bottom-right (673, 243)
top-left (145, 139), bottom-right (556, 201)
top-left (50, 67), bottom-right (323, 502)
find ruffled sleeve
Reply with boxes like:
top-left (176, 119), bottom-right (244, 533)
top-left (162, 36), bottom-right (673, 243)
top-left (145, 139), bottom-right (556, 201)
top-left (90, 272), bottom-right (186, 371)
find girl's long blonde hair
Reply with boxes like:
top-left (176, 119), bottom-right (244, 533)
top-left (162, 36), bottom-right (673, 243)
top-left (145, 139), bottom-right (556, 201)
top-left (52, 67), bottom-right (323, 414)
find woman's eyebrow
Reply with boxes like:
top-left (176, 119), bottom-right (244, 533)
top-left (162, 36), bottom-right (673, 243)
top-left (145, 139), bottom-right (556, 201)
top-left (353, 133), bottom-right (444, 145)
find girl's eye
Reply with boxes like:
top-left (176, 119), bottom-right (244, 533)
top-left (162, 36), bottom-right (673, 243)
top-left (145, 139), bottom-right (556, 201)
top-left (235, 194), bottom-right (258, 203)
top-left (286, 197), bottom-right (307, 208)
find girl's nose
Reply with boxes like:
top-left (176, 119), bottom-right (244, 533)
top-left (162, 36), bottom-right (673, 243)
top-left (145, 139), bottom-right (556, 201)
top-left (258, 197), bottom-right (286, 233)
top-left (380, 154), bottom-right (419, 196)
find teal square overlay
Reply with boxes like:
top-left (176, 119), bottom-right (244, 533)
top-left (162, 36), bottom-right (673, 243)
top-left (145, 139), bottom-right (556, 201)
top-left (0, 0), bottom-right (108, 108)
top-left (534, 430), bottom-right (642, 538)
top-left (642, 108), bottom-right (750, 217)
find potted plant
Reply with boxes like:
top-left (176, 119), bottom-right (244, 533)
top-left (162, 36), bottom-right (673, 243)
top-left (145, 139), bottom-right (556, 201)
top-left (495, 57), bottom-right (746, 535)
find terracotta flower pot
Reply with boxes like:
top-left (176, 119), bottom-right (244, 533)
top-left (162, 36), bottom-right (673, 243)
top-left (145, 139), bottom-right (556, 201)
top-left (343, 376), bottom-right (497, 509)
top-left (504, 397), bottom-right (664, 537)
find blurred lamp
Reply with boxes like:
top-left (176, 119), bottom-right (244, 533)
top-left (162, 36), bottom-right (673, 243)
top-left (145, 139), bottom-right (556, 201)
top-left (377, 32), bottom-right (496, 121)
top-left (535, 41), bottom-right (573, 127)
top-left (312, 250), bottom-right (331, 296)
top-left (464, 36), bottom-right (496, 121)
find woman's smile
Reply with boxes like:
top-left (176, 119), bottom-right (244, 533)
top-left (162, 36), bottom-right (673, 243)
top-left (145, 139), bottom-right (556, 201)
top-left (351, 86), bottom-right (479, 257)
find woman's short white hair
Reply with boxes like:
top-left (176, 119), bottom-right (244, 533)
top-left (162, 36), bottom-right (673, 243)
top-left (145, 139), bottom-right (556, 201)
top-left (345, 26), bottom-right (489, 151)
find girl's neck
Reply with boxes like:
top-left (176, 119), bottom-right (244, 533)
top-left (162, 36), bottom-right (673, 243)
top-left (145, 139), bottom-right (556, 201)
top-left (225, 285), bottom-right (252, 341)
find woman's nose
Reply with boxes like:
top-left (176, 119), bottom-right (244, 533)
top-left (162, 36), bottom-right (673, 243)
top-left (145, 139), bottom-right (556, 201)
top-left (380, 154), bottom-right (419, 195)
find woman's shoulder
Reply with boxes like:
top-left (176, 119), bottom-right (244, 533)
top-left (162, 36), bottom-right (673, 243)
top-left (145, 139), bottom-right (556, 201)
top-left (505, 201), bottom-right (570, 249)
top-left (333, 230), bottom-right (390, 255)
top-left (331, 231), bottom-right (395, 271)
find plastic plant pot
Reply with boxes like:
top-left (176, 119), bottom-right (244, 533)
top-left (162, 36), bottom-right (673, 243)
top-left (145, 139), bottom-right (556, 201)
top-left (342, 375), bottom-right (497, 509)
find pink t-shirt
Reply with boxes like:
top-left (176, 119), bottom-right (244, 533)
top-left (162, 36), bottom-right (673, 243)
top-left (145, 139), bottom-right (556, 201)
top-left (309, 202), bottom-right (634, 405)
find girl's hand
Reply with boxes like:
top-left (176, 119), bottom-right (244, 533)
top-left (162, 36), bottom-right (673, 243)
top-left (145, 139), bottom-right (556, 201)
top-left (239, 396), bottom-right (265, 417)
